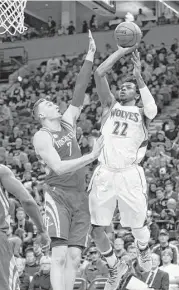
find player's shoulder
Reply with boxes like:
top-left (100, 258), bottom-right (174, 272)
top-left (33, 130), bottom-right (53, 149)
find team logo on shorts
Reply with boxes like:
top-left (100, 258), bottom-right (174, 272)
top-left (53, 134), bottom-right (58, 139)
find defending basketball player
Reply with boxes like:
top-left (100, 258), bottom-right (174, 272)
top-left (88, 46), bottom-right (157, 290)
top-left (0, 164), bottom-right (49, 290)
top-left (33, 31), bottom-right (104, 290)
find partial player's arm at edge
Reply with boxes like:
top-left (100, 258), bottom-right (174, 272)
top-left (0, 165), bottom-right (46, 233)
top-left (136, 74), bottom-right (157, 120)
top-left (33, 131), bottom-right (97, 175)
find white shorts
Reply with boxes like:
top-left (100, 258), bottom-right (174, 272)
top-left (88, 164), bottom-right (147, 228)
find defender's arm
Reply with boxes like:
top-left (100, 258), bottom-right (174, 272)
top-left (33, 131), bottom-right (103, 175)
top-left (62, 30), bottom-right (96, 126)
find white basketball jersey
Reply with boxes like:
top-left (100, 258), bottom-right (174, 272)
top-left (99, 102), bottom-right (148, 169)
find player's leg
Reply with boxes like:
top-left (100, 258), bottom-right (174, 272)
top-left (116, 166), bottom-right (151, 272)
top-left (0, 232), bottom-right (20, 290)
top-left (89, 167), bottom-right (128, 290)
top-left (44, 189), bottom-right (71, 290)
top-left (89, 166), bottom-right (117, 268)
top-left (65, 194), bottom-right (90, 290)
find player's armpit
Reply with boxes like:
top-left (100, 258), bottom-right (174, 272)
top-left (62, 104), bottom-right (82, 127)
top-left (94, 71), bottom-right (115, 108)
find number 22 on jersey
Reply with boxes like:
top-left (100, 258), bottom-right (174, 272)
top-left (112, 121), bottom-right (128, 136)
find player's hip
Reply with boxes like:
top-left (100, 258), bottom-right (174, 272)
top-left (88, 163), bottom-right (146, 193)
top-left (45, 184), bottom-right (88, 210)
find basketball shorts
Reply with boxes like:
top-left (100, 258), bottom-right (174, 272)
top-left (44, 186), bottom-right (90, 248)
top-left (0, 232), bottom-right (19, 290)
top-left (88, 164), bottom-right (147, 228)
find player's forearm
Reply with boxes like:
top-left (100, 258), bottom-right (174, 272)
top-left (72, 53), bottom-right (94, 107)
top-left (54, 152), bottom-right (95, 175)
top-left (21, 199), bottom-right (46, 233)
top-left (96, 48), bottom-right (126, 77)
top-left (136, 74), bottom-right (157, 120)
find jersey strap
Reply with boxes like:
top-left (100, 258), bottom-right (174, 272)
top-left (100, 100), bottom-right (117, 131)
top-left (61, 120), bottom-right (74, 133)
top-left (40, 127), bottom-right (55, 146)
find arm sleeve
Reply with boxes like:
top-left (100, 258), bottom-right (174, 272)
top-left (139, 86), bottom-right (158, 120)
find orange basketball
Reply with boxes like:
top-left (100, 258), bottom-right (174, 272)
top-left (114, 22), bottom-right (142, 47)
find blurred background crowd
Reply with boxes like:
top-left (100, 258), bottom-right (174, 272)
top-left (1, 1), bottom-right (179, 290)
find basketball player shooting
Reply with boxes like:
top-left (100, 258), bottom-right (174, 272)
top-left (88, 46), bottom-right (157, 290)
top-left (33, 31), bottom-right (104, 290)
top-left (0, 164), bottom-right (50, 290)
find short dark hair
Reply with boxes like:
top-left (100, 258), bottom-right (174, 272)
top-left (32, 98), bottom-right (46, 121)
top-left (122, 76), bottom-right (140, 95)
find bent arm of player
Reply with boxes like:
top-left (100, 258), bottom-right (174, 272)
top-left (95, 45), bottom-right (137, 108)
top-left (62, 30), bottom-right (96, 127)
top-left (33, 131), bottom-right (103, 175)
top-left (131, 50), bottom-right (157, 120)
top-left (0, 165), bottom-right (46, 234)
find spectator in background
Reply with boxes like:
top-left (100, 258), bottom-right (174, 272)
top-left (136, 8), bottom-right (146, 27)
top-left (13, 207), bottom-right (34, 252)
top-left (33, 241), bottom-right (44, 265)
top-left (16, 257), bottom-right (30, 290)
top-left (29, 256), bottom-right (51, 290)
top-left (171, 38), bottom-right (179, 53)
top-left (25, 248), bottom-right (40, 278)
top-left (114, 238), bottom-right (127, 259)
top-left (47, 16), bottom-right (56, 36)
top-left (146, 210), bottom-right (160, 246)
top-left (7, 225), bottom-right (22, 257)
top-left (141, 253), bottom-right (169, 290)
top-left (0, 99), bottom-right (14, 134)
top-left (160, 249), bottom-right (179, 290)
top-left (90, 15), bottom-right (98, 31)
top-left (83, 247), bottom-right (109, 285)
top-left (152, 230), bottom-right (179, 264)
top-left (82, 21), bottom-right (88, 33)
top-left (67, 21), bottom-right (75, 35)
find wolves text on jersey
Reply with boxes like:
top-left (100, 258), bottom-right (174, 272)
top-left (110, 108), bottom-right (140, 123)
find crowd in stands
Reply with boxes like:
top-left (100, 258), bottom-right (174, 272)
top-left (1, 32), bottom-right (179, 289)
top-left (1, 7), bottom-right (179, 43)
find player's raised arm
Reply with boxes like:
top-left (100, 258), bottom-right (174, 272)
top-left (95, 45), bottom-right (137, 108)
top-left (62, 30), bottom-right (96, 126)
top-left (33, 130), bottom-right (104, 175)
top-left (131, 49), bottom-right (157, 120)
top-left (0, 165), bottom-right (47, 235)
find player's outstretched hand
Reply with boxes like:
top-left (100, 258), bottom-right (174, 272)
top-left (35, 231), bottom-right (51, 252)
top-left (92, 135), bottom-right (104, 159)
top-left (88, 29), bottom-right (96, 54)
top-left (117, 43), bottom-right (138, 55)
top-left (131, 49), bottom-right (141, 78)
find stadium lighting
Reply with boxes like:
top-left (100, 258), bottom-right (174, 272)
top-left (158, 0), bottom-right (179, 15)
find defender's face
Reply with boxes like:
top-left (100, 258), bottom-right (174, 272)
top-left (39, 101), bottom-right (62, 120)
top-left (119, 82), bottom-right (137, 104)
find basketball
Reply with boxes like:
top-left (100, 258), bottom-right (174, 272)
top-left (114, 22), bottom-right (142, 48)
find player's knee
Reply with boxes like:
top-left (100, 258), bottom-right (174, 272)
top-left (68, 247), bottom-right (82, 270)
top-left (91, 224), bottom-right (105, 240)
top-left (51, 245), bottom-right (68, 267)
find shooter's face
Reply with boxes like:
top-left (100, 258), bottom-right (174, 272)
top-left (119, 82), bottom-right (137, 104)
top-left (39, 101), bottom-right (62, 120)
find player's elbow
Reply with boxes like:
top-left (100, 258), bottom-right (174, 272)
top-left (144, 103), bottom-right (158, 120)
top-left (95, 68), bottom-right (105, 78)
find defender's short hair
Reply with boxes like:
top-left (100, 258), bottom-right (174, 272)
top-left (32, 98), bottom-right (46, 121)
